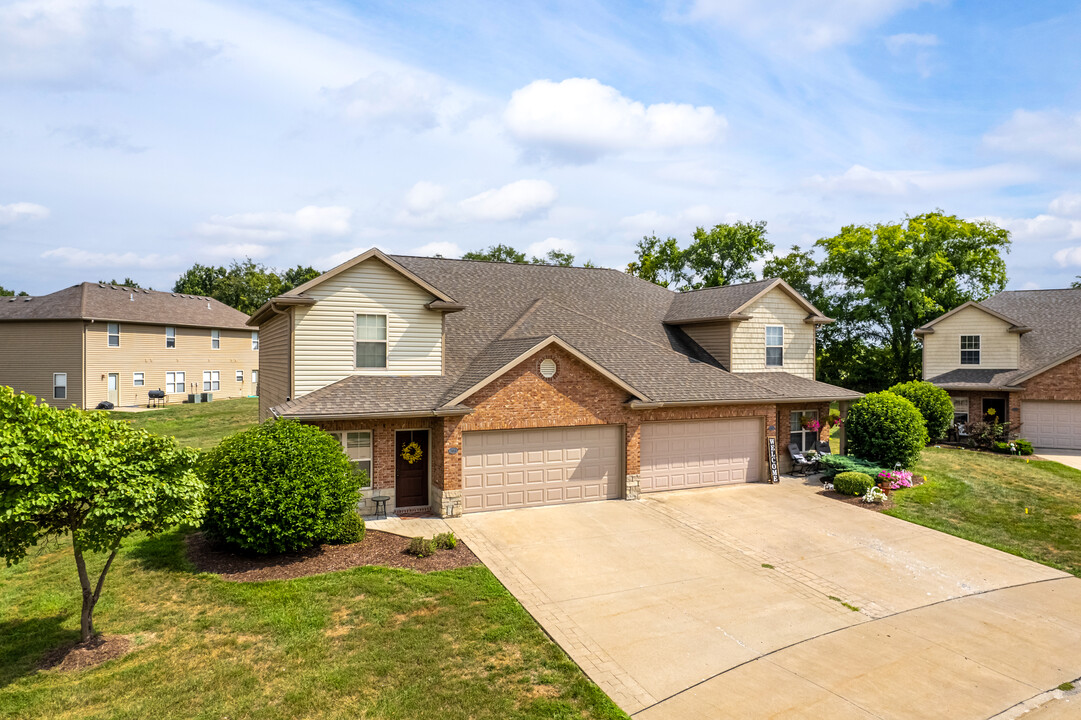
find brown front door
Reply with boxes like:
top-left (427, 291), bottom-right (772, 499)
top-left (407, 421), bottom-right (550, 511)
top-left (395, 429), bottom-right (430, 508)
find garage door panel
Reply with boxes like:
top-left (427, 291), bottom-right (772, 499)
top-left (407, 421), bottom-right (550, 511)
top-left (641, 418), bottom-right (762, 493)
top-left (462, 426), bottom-right (622, 513)
top-left (1026, 401), bottom-right (1081, 449)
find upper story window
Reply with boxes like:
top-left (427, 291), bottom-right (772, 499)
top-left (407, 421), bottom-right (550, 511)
top-left (166, 326), bottom-right (176, 348)
top-left (211, 329), bottom-right (220, 350)
top-left (765, 326), bottom-right (784, 367)
top-left (53, 373), bottom-right (67, 400)
top-left (355, 314), bottom-right (387, 368)
top-left (251, 331), bottom-right (259, 350)
top-left (236, 370), bottom-right (244, 382)
top-left (107, 323), bottom-right (120, 347)
top-left (960, 335), bottom-right (980, 365)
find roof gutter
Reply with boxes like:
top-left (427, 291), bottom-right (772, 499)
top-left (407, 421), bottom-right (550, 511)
top-left (627, 393), bottom-right (863, 410)
top-left (277, 407), bottom-right (475, 421)
top-left (248, 295), bottom-right (316, 326)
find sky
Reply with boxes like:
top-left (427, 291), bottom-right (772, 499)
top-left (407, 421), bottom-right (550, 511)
top-left (2, 0), bottom-right (1080, 295)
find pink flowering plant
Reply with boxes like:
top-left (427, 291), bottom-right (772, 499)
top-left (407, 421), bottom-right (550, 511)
top-left (801, 418), bottom-right (823, 432)
top-left (877, 469), bottom-right (913, 490)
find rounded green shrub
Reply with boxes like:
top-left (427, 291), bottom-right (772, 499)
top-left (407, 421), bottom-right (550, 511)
top-left (433, 531), bottom-right (457, 550)
top-left (887, 380), bottom-right (954, 441)
top-left (832, 471), bottom-right (876, 496)
top-left (408, 536), bottom-right (434, 558)
top-left (201, 419), bottom-right (362, 554)
top-left (1015, 439), bottom-right (1034, 456)
top-left (845, 391), bottom-right (929, 469)
top-left (328, 512), bottom-right (365, 545)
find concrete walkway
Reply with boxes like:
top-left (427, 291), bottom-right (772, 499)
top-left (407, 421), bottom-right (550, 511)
top-left (448, 479), bottom-right (1081, 719)
top-left (1035, 448), bottom-right (1081, 472)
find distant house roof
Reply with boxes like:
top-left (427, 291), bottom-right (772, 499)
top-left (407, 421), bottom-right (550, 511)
top-left (0, 283), bottom-right (251, 329)
top-left (663, 278), bottom-right (831, 325)
top-left (271, 255), bottom-right (860, 419)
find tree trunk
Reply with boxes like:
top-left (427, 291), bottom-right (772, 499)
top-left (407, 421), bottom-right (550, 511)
top-left (72, 541), bottom-right (120, 644)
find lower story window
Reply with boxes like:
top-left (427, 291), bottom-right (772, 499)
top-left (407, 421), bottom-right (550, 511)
top-left (951, 396), bottom-right (969, 426)
top-left (166, 371), bottom-right (186, 394)
top-left (53, 373), bottom-right (67, 400)
top-left (236, 370), bottom-right (244, 382)
top-left (133, 372), bottom-right (144, 387)
top-left (203, 370), bottom-right (220, 391)
top-left (790, 410), bottom-right (820, 452)
top-left (336, 431), bottom-right (373, 488)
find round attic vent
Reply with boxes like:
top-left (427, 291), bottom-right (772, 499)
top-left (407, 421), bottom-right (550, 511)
top-left (539, 359), bottom-right (557, 378)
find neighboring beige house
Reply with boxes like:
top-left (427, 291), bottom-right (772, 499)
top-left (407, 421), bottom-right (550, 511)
top-left (249, 248), bottom-right (860, 517)
top-left (0, 282), bottom-right (259, 409)
top-left (916, 288), bottom-right (1081, 449)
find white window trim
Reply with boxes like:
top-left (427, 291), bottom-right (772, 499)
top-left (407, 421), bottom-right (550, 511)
top-left (107, 323), bottom-right (120, 348)
top-left (334, 430), bottom-right (373, 488)
top-left (202, 370), bottom-right (220, 392)
top-left (790, 409), bottom-right (820, 453)
top-left (951, 396), bottom-right (969, 426)
top-left (765, 325), bottom-right (785, 368)
top-left (236, 370), bottom-right (244, 382)
top-left (166, 371), bottom-right (186, 394)
top-left (960, 334), bottom-right (981, 365)
top-left (251, 331), bottom-right (259, 350)
top-left (53, 372), bottom-right (67, 400)
top-left (211, 329), bottom-right (220, 350)
top-left (165, 326), bottom-right (176, 349)
top-left (133, 372), bottom-right (144, 387)
top-left (354, 312), bottom-right (389, 371)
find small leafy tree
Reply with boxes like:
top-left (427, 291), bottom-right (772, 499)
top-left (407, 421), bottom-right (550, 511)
top-left (887, 380), bottom-right (954, 441)
top-left (0, 387), bottom-right (203, 642)
top-left (845, 391), bottom-right (929, 469)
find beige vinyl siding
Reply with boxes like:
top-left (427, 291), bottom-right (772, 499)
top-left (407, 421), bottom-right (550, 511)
top-left (293, 258), bottom-right (443, 396)
top-left (85, 321), bottom-right (258, 407)
top-left (258, 310), bottom-right (291, 420)
top-left (683, 321), bottom-right (732, 368)
top-left (729, 289), bottom-right (815, 378)
top-left (921, 306), bottom-right (1019, 379)
top-left (0, 321), bottom-right (83, 408)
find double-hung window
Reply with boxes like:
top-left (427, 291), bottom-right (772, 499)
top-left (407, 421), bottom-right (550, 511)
top-left (53, 373), bottom-right (67, 400)
top-left (765, 326), bottom-right (784, 367)
top-left (951, 397), bottom-right (969, 426)
top-left (107, 323), bottom-right (120, 347)
top-left (211, 329), bottom-right (220, 350)
top-left (251, 331), bottom-right (259, 350)
top-left (960, 335), bottom-right (980, 365)
top-left (166, 327), bottom-right (175, 348)
top-left (133, 372), bottom-right (144, 387)
top-left (236, 370), bottom-right (244, 382)
top-left (203, 371), bottom-right (220, 391)
top-left (336, 431), bottom-right (373, 487)
top-left (790, 410), bottom-right (819, 452)
top-left (355, 314), bottom-right (387, 368)
top-left (166, 371), bottom-right (186, 394)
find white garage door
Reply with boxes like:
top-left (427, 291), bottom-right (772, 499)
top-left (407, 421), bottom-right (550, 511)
top-left (1024, 401), bottom-right (1081, 450)
top-left (461, 426), bottom-right (622, 513)
top-left (640, 418), bottom-right (762, 492)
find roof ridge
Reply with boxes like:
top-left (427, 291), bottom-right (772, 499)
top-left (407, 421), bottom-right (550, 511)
top-left (388, 253), bottom-right (622, 273)
top-left (673, 277), bottom-right (777, 295)
top-left (498, 298), bottom-right (546, 340)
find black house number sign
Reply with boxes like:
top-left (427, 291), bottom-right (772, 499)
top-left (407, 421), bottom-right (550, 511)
top-left (767, 437), bottom-right (780, 484)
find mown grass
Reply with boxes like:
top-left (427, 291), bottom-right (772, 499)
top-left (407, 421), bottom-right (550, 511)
top-left (109, 397), bottom-right (258, 450)
top-left (888, 447), bottom-right (1081, 577)
top-left (0, 531), bottom-right (626, 720)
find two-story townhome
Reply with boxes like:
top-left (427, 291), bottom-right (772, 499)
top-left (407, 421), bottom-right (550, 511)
top-left (916, 288), bottom-right (1081, 449)
top-left (249, 249), bottom-right (861, 517)
top-left (0, 282), bottom-right (259, 409)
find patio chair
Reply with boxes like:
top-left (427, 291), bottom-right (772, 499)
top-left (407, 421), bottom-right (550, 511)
top-left (787, 443), bottom-right (817, 476)
top-left (815, 440), bottom-right (832, 456)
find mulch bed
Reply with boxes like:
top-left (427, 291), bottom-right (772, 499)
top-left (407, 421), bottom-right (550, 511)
top-left (186, 530), bottom-right (480, 582)
top-left (817, 474), bottom-right (927, 512)
top-left (38, 635), bottom-right (133, 672)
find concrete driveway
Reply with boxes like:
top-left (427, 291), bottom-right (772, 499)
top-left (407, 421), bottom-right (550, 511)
top-left (448, 481), bottom-right (1081, 719)
top-left (1035, 448), bottom-right (1081, 472)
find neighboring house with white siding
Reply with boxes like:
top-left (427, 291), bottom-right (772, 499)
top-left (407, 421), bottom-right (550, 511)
top-left (0, 283), bottom-right (258, 409)
top-left (916, 288), bottom-right (1081, 450)
top-left (250, 248), bottom-right (859, 518)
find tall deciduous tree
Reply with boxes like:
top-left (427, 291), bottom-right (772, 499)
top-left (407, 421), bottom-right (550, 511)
top-left (626, 234), bottom-right (684, 288)
top-left (682, 221), bottom-right (773, 289)
top-left (462, 244), bottom-right (589, 267)
top-left (0, 286), bottom-right (28, 296)
top-left (815, 212), bottom-right (1010, 386)
top-left (173, 259), bottom-right (320, 315)
top-left (0, 387), bottom-right (203, 642)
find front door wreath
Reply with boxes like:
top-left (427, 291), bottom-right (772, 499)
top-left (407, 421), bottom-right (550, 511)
top-left (400, 441), bottom-right (423, 464)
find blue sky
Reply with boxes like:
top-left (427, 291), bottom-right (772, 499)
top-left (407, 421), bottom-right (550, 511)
top-left (2, 0), bottom-right (1080, 294)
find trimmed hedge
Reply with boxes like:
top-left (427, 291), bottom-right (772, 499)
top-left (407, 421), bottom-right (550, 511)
top-left (846, 391), bottom-right (928, 469)
top-left (818, 454), bottom-right (888, 478)
top-left (887, 380), bottom-right (954, 442)
top-left (832, 472), bottom-right (875, 497)
top-left (993, 439), bottom-right (1035, 456)
top-left (201, 419), bottom-right (362, 555)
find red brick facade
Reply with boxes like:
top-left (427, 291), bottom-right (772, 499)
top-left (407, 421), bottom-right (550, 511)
top-left (1020, 353), bottom-right (1081, 402)
top-left (313, 343), bottom-right (830, 515)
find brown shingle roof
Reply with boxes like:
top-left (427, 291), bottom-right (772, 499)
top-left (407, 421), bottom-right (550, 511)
top-left (0, 283), bottom-right (251, 329)
top-left (979, 288), bottom-right (1081, 382)
top-left (275, 256), bottom-right (860, 419)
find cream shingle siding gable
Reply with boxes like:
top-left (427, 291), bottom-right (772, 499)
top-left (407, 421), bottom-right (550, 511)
top-left (683, 321), bottom-right (732, 368)
top-left (729, 288), bottom-right (815, 378)
top-left (292, 258), bottom-right (443, 396)
top-left (922, 305), bottom-right (1019, 379)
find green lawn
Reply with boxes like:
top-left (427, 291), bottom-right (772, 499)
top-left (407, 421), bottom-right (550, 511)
top-left (110, 397), bottom-right (258, 450)
top-left (0, 532), bottom-right (626, 720)
top-left (890, 447), bottom-right (1081, 577)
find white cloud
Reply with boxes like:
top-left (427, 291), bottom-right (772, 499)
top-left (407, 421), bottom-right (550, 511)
top-left (885, 33), bottom-right (939, 53)
top-left (504, 78), bottom-right (725, 162)
top-left (1053, 247), bottom-right (1081, 268)
top-left (527, 237), bottom-right (577, 258)
top-left (0, 202), bottom-right (50, 224)
top-left (324, 71), bottom-right (448, 131)
top-left (0, 0), bottom-right (219, 88)
top-left (804, 163), bottom-right (1035, 197)
top-left (984, 110), bottom-right (1081, 166)
top-left (459, 180), bottom-right (557, 221)
top-left (41, 246), bottom-right (180, 268)
top-left (618, 205), bottom-right (740, 237)
top-left (202, 242), bottom-right (271, 259)
top-left (195, 205), bottom-right (352, 241)
top-left (412, 241), bottom-right (462, 257)
top-left (685, 0), bottom-right (929, 53)
top-left (404, 181), bottom-right (447, 215)
top-left (978, 214), bottom-right (1081, 244)
top-left (1049, 192), bottom-right (1081, 219)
